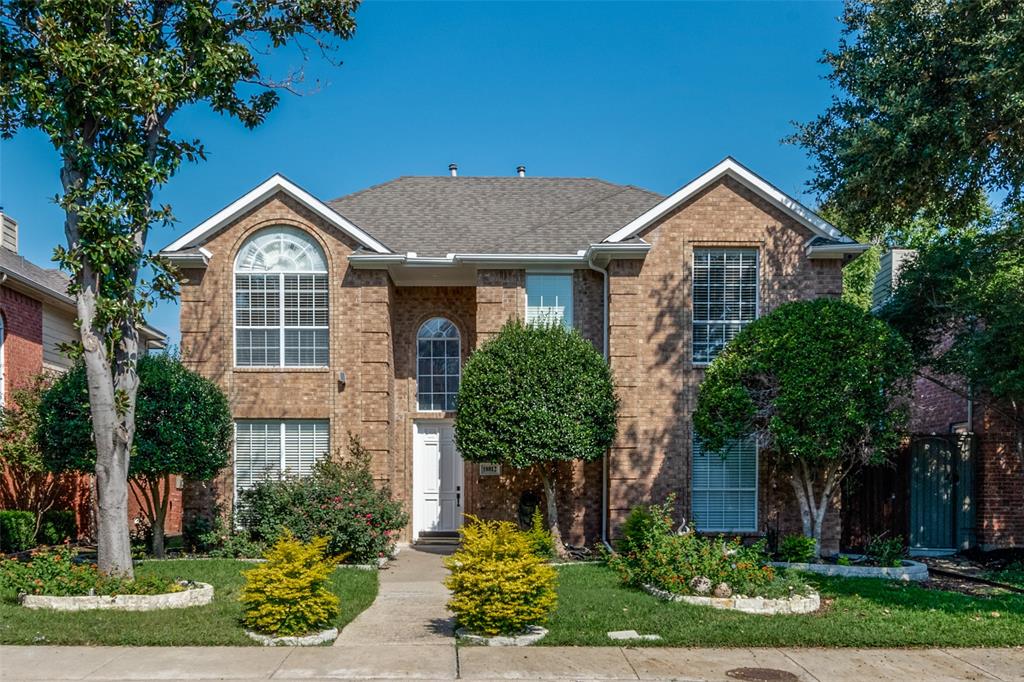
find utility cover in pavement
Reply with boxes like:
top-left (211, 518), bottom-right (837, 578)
top-left (725, 668), bottom-right (798, 682)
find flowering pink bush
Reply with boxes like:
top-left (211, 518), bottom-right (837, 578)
top-left (238, 434), bottom-right (407, 563)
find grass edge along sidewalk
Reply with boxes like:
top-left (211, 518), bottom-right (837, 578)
top-left (538, 563), bottom-right (1024, 648)
top-left (0, 558), bottom-right (378, 646)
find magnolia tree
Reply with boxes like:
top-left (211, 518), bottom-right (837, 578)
top-left (40, 354), bottom-right (232, 558)
top-left (694, 298), bottom-right (914, 558)
top-left (0, 0), bottom-right (360, 576)
top-left (454, 320), bottom-right (618, 555)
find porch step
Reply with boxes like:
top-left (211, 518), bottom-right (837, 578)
top-left (415, 531), bottom-right (460, 546)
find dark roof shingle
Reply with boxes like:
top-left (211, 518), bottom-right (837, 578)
top-left (326, 176), bottom-right (662, 256)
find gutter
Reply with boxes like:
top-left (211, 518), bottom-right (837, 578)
top-left (348, 243), bottom-right (651, 269)
top-left (586, 253), bottom-right (613, 552)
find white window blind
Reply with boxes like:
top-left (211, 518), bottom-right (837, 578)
top-left (234, 421), bottom-right (329, 502)
top-left (692, 249), bottom-right (758, 363)
top-left (234, 228), bottom-right (328, 368)
top-left (691, 434), bottom-right (758, 533)
top-left (417, 318), bottom-right (461, 412)
top-left (526, 274), bottom-right (573, 327)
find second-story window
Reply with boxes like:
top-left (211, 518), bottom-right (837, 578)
top-left (526, 273), bottom-right (573, 327)
top-left (692, 249), bottom-right (758, 364)
top-left (235, 227), bottom-right (329, 367)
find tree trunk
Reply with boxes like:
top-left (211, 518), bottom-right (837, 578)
top-left (149, 476), bottom-right (171, 559)
top-left (788, 460), bottom-right (844, 561)
top-left (62, 156), bottom-right (144, 578)
top-left (538, 465), bottom-right (567, 558)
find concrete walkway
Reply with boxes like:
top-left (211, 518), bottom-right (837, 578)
top-left (2, 645), bottom-right (1023, 681)
top-left (334, 544), bottom-right (456, 647)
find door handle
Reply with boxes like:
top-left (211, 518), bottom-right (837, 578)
top-left (456, 485), bottom-right (461, 508)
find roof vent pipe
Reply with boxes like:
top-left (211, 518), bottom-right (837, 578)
top-left (449, 163), bottom-right (458, 177)
top-left (516, 165), bottom-right (526, 178)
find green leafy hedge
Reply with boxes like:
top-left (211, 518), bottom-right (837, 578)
top-left (0, 511), bottom-right (35, 553)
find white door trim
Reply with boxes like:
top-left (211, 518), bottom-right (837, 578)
top-left (412, 419), bottom-right (465, 541)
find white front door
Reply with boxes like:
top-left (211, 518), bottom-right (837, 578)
top-left (413, 421), bottom-right (464, 539)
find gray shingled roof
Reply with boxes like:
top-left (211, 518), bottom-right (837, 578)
top-left (327, 177), bottom-right (663, 256)
top-left (0, 247), bottom-right (71, 298)
top-left (0, 247), bottom-right (167, 344)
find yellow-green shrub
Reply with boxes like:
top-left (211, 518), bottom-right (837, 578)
top-left (240, 533), bottom-right (339, 636)
top-left (444, 516), bottom-right (557, 636)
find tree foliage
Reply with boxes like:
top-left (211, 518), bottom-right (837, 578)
top-left (40, 354), bottom-right (233, 556)
top-left (454, 320), bottom-right (617, 552)
top-left (0, 375), bottom-right (78, 540)
top-left (790, 0), bottom-right (1024, 233)
top-left (880, 220), bottom-right (1024, 433)
top-left (0, 0), bottom-right (360, 576)
top-left (694, 299), bottom-right (914, 557)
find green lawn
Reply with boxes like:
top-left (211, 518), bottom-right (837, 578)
top-left (0, 559), bottom-right (378, 646)
top-left (985, 564), bottom-right (1024, 590)
top-left (542, 563), bottom-right (1024, 647)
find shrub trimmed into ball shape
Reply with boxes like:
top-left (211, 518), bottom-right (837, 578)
top-left (39, 354), bottom-right (232, 558)
top-left (240, 533), bottom-right (339, 637)
top-left (455, 320), bottom-right (617, 552)
top-left (444, 516), bottom-right (558, 637)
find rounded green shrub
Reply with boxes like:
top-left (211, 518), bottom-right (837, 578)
top-left (778, 534), bottom-right (817, 564)
top-left (444, 516), bottom-right (558, 636)
top-left (0, 511), bottom-right (36, 552)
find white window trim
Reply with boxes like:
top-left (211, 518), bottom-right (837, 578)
top-left (690, 247), bottom-right (760, 367)
top-left (524, 270), bottom-right (575, 328)
top-left (416, 317), bottom-right (462, 413)
top-left (233, 420), bottom-right (329, 509)
top-left (691, 435), bottom-right (759, 534)
top-left (232, 229), bottom-right (330, 370)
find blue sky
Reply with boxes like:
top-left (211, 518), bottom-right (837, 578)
top-left (0, 0), bottom-right (844, 344)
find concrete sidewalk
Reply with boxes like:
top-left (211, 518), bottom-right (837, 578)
top-left (333, 544), bottom-right (455, 647)
top-left (2, 645), bottom-right (1023, 681)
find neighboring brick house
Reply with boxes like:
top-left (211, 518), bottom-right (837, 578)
top-left (844, 249), bottom-right (1023, 553)
top-left (0, 213), bottom-right (171, 538)
top-left (161, 158), bottom-right (866, 554)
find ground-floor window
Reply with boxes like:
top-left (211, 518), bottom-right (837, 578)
top-left (234, 420), bottom-right (329, 501)
top-left (690, 433), bottom-right (758, 532)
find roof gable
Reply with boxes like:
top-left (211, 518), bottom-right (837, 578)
top-left (163, 174), bottom-right (392, 254)
top-left (603, 157), bottom-right (852, 244)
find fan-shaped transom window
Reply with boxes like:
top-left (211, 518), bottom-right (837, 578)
top-left (417, 318), bottom-right (461, 412)
top-left (234, 228), bottom-right (329, 367)
top-left (235, 227), bottom-right (328, 273)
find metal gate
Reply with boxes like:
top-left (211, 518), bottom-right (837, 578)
top-left (909, 434), bottom-right (975, 553)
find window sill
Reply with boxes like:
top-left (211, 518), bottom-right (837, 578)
top-left (233, 366), bottom-right (331, 374)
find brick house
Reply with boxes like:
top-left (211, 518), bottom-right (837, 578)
top-left (161, 158), bottom-right (868, 554)
top-left (0, 213), bottom-right (171, 538)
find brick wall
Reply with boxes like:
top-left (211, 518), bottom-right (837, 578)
top-left (907, 367), bottom-right (1022, 550)
top-left (1, 285), bottom-right (44, 402)
top-left (179, 194), bottom-right (392, 528)
top-left (606, 176), bottom-right (845, 553)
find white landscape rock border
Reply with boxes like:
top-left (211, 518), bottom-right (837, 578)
top-left (246, 627), bottom-right (338, 646)
top-left (771, 558), bottom-right (929, 581)
top-left (456, 626), bottom-right (548, 646)
top-left (642, 584), bottom-right (821, 615)
top-left (20, 582), bottom-right (213, 612)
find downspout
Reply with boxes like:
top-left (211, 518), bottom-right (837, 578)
top-left (587, 257), bottom-right (613, 551)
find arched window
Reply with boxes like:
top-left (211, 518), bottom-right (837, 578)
top-left (417, 318), bottom-right (461, 411)
top-left (234, 227), bottom-right (329, 367)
